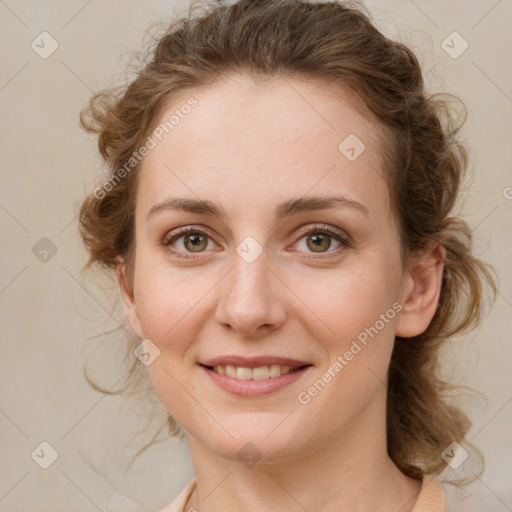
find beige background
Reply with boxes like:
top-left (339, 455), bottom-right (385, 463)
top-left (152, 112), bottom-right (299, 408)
top-left (0, 1), bottom-right (511, 510)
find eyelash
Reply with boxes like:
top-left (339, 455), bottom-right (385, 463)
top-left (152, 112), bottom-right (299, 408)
top-left (161, 224), bottom-right (352, 260)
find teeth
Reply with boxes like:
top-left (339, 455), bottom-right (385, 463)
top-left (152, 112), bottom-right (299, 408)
top-left (225, 365), bottom-right (237, 378)
top-left (236, 367), bottom-right (252, 380)
top-left (253, 366), bottom-right (269, 380)
top-left (212, 364), bottom-right (301, 379)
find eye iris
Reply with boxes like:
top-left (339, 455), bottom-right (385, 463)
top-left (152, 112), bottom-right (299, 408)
top-left (175, 231), bottom-right (337, 254)
top-left (307, 233), bottom-right (331, 252)
top-left (184, 233), bottom-right (207, 252)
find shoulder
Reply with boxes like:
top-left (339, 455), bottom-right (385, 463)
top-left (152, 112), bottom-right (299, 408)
top-left (412, 475), bottom-right (445, 512)
top-left (155, 475), bottom-right (501, 511)
top-left (157, 478), bottom-right (197, 512)
top-left (166, 475), bottom-right (444, 512)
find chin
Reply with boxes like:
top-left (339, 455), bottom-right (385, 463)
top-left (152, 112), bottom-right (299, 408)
top-left (195, 417), bottom-right (315, 466)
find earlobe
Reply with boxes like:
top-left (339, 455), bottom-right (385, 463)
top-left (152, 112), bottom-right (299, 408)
top-left (395, 243), bottom-right (446, 338)
top-left (115, 257), bottom-right (143, 340)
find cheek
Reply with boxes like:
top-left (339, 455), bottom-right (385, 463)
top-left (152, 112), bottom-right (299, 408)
top-left (292, 269), bottom-right (399, 435)
top-left (288, 257), bottom-right (399, 342)
top-left (133, 262), bottom-right (211, 345)
top-left (286, 257), bottom-right (401, 412)
top-left (132, 264), bottom-right (213, 426)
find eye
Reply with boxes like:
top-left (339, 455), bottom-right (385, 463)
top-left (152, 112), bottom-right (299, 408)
top-left (162, 227), bottom-right (216, 257)
top-left (293, 224), bottom-right (351, 255)
top-left (161, 223), bottom-right (352, 260)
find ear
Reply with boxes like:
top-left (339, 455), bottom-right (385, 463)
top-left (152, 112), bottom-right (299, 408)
top-left (395, 242), bottom-right (446, 338)
top-left (115, 257), bottom-right (143, 340)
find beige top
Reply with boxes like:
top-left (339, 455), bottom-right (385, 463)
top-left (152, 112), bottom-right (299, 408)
top-left (158, 474), bottom-right (445, 512)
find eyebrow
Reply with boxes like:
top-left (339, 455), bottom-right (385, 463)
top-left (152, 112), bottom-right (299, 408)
top-left (146, 194), bottom-right (369, 222)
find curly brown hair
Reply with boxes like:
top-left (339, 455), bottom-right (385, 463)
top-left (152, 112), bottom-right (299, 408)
top-left (78, 0), bottom-right (497, 481)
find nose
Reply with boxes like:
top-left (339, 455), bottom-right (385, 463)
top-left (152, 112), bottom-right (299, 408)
top-left (214, 251), bottom-right (287, 338)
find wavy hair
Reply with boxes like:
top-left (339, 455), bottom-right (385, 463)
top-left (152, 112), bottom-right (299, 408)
top-left (78, 0), bottom-right (497, 481)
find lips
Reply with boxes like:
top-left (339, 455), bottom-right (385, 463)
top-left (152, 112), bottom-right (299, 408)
top-left (200, 355), bottom-right (310, 368)
top-left (198, 355), bottom-right (312, 396)
top-left (200, 363), bottom-right (312, 396)
top-left (210, 363), bottom-right (303, 380)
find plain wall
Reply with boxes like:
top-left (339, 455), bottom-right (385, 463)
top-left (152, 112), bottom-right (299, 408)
top-left (1, 1), bottom-right (511, 510)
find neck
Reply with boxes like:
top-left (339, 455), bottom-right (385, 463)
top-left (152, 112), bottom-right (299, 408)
top-left (184, 388), bottom-right (422, 512)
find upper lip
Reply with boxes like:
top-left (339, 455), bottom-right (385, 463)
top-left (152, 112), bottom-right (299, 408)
top-left (200, 355), bottom-right (311, 368)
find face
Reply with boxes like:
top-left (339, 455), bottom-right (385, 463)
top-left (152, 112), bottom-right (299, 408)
top-left (117, 74), bottom-right (434, 464)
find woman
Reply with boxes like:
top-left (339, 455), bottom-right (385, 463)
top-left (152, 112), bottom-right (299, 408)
top-left (78, 1), bottom-right (496, 510)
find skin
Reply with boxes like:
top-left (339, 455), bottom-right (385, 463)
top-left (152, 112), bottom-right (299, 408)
top-left (116, 74), bottom-right (446, 511)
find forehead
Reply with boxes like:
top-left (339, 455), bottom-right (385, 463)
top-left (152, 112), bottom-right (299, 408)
top-left (137, 74), bottom-right (390, 221)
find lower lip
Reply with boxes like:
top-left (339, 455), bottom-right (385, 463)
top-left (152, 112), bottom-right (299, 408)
top-left (200, 365), bottom-right (312, 397)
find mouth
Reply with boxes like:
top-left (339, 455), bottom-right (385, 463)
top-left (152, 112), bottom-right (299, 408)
top-left (201, 363), bottom-right (308, 380)
top-left (198, 361), bottom-right (313, 397)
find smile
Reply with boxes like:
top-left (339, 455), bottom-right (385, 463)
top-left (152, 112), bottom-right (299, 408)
top-left (210, 364), bottom-right (302, 379)
top-left (200, 363), bottom-right (312, 396)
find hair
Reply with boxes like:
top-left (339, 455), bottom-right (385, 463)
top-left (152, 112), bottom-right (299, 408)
top-left (78, 0), bottom-right (497, 482)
